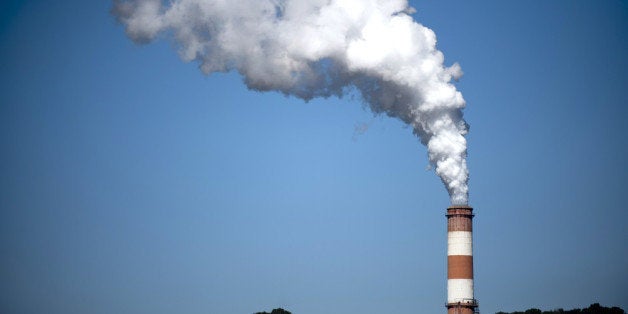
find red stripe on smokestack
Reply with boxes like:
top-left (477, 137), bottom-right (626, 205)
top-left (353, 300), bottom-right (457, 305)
top-left (447, 256), bottom-right (473, 279)
top-left (447, 207), bottom-right (473, 232)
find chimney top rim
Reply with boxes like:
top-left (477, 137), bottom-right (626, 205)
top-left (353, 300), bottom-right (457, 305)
top-left (447, 205), bottom-right (473, 210)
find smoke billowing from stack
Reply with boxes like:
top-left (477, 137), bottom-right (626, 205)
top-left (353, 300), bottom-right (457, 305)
top-left (112, 0), bottom-right (470, 205)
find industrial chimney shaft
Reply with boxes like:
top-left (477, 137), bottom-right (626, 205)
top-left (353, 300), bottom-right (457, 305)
top-left (446, 205), bottom-right (479, 314)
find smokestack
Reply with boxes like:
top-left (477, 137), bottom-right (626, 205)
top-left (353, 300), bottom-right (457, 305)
top-left (446, 205), bottom-right (478, 314)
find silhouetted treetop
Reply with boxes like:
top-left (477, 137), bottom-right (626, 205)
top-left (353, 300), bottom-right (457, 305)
top-left (496, 303), bottom-right (625, 314)
top-left (254, 308), bottom-right (291, 314)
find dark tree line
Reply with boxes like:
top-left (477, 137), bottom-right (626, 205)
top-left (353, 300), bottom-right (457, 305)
top-left (252, 304), bottom-right (624, 314)
top-left (254, 308), bottom-right (291, 314)
top-left (496, 303), bottom-right (625, 314)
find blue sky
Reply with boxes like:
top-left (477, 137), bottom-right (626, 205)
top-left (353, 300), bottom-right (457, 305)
top-left (1, 1), bottom-right (627, 314)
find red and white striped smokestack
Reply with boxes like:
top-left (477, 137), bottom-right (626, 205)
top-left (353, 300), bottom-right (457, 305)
top-left (446, 205), bottom-right (478, 314)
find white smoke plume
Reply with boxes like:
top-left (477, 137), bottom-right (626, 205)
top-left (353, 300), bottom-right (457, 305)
top-left (112, 0), bottom-right (470, 205)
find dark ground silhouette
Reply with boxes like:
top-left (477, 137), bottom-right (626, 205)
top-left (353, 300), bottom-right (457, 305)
top-left (254, 308), bottom-right (291, 314)
top-left (496, 303), bottom-right (625, 314)
top-left (252, 303), bottom-right (625, 314)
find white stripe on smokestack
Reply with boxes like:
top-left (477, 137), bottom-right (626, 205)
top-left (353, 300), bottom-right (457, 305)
top-left (447, 279), bottom-right (474, 303)
top-left (446, 205), bottom-right (478, 314)
top-left (447, 231), bottom-right (473, 256)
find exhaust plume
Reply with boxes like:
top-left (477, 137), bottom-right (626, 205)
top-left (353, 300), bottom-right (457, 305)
top-left (112, 0), bottom-right (469, 205)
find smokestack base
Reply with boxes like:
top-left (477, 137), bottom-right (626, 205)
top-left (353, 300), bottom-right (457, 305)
top-left (446, 300), bottom-right (479, 314)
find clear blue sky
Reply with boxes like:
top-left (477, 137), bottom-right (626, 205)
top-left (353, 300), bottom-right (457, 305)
top-left (1, 1), bottom-right (627, 314)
